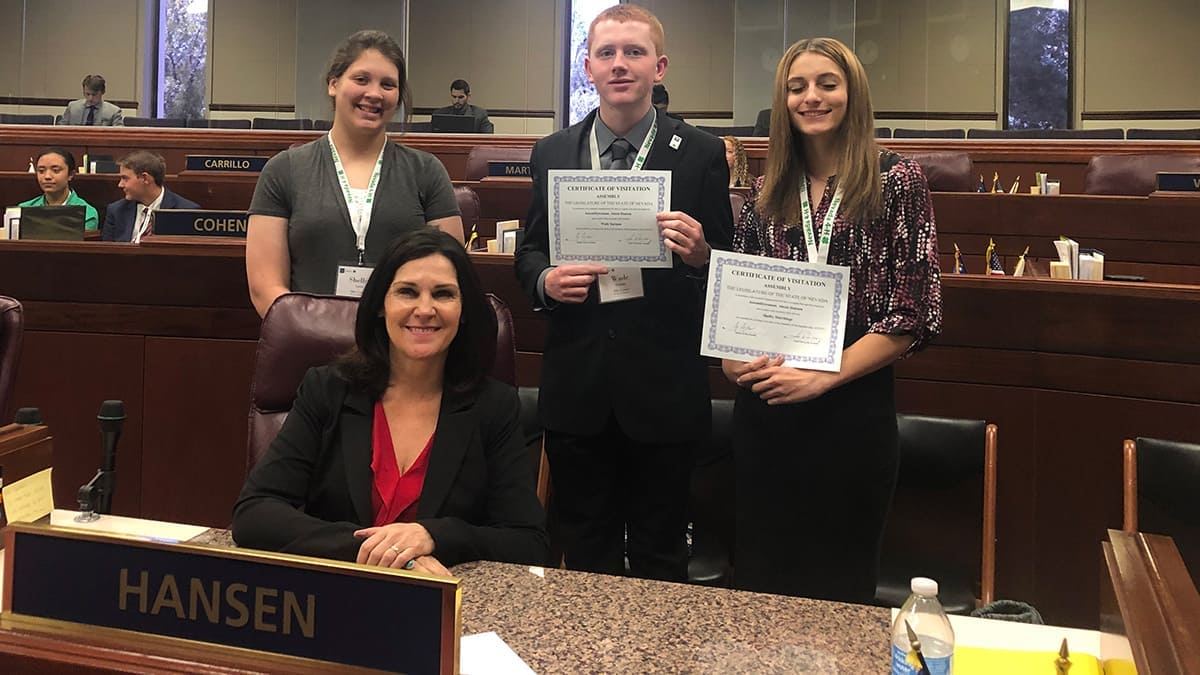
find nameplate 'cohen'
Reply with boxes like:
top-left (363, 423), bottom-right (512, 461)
top-left (153, 210), bottom-right (249, 238)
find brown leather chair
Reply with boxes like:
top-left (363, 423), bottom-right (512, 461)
top-left (1084, 154), bottom-right (1200, 196)
top-left (246, 291), bottom-right (517, 473)
top-left (464, 146), bottom-right (532, 181)
top-left (0, 296), bottom-right (23, 421)
top-left (454, 185), bottom-right (481, 236)
top-left (876, 415), bottom-right (998, 614)
top-left (1123, 437), bottom-right (1200, 587)
top-left (902, 151), bottom-right (975, 192)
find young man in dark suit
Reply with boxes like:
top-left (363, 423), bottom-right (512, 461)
top-left (103, 151), bottom-right (200, 242)
top-left (514, 4), bottom-right (732, 582)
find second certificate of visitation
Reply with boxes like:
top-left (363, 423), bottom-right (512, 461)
top-left (701, 250), bottom-right (850, 372)
top-left (547, 170), bottom-right (672, 268)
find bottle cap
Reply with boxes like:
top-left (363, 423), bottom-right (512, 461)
top-left (911, 576), bottom-right (939, 596)
top-left (14, 407), bottom-right (42, 425)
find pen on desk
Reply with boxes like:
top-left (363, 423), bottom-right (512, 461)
top-left (904, 619), bottom-right (931, 675)
top-left (1055, 637), bottom-right (1071, 675)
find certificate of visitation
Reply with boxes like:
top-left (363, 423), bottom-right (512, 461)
top-left (547, 170), bottom-right (672, 268)
top-left (701, 250), bottom-right (850, 372)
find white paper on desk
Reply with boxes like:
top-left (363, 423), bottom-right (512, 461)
top-left (547, 170), bottom-right (671, 268)
top-left (700, 250), bottom-right (849, 372)
top-left (460, 632), bottom-right (535, 675)
top-left (1053, 237), bottom-right (1079, 279)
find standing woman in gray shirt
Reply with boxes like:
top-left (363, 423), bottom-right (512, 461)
top-left (246, 30), bottom-right (464, 317)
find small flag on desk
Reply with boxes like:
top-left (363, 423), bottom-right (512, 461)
top-left (986, 238), bottom-right (1006, 275)
top-left (976, 175), bottom-right (987, 193)
top-left (953, 243), bottom-right (967, 274)
top-left (1013, 245), bottom-right (1030, 276)
top-left (991, 172), bottom-right (1004, 194)
top-left (465, 224), bottom-right (478, 251)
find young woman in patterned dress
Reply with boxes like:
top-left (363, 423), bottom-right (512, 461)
top-left (725, 37), bottom-right (943, 603)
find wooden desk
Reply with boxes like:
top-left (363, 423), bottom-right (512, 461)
top-left (3, 239), bottom-right (1199, 629)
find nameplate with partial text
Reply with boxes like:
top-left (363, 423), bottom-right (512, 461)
top-left (185, 155), bottom-right (269, 172)
top-left (153, 209), bottom-right (248, 238)
top-left (1155, 172), bottom-right (1200, 192)
top-left (1, 524), bottom-right (460, 674)
top-left (487, 161), bottom-right (531, 178)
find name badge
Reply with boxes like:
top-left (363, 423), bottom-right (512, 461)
top-left (597, 267), bottom-right (644, 303)
top-left (335, 264), bottom-right (373, 299)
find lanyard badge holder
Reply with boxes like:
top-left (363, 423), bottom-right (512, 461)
top-left (330, 134), bottom-right (385, 298)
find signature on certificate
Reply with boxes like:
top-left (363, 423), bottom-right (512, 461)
top-left (732, 320), bottom-right (759, 337)
top-left (623, 233), bottom-right (653, 246)
top-left (783, 329), bottom-right (821, 345)
top-left (576, 230), bottom-right (597, 244)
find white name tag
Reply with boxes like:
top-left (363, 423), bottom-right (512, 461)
top-left (335, 264), bottom-right (373, 299)
top-left (597, 267), bottom-right (644, 303)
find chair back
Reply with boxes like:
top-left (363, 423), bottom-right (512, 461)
top-left (246, 292), bottom-right (515, 472)
top-left (902, 151), bottom-right (975, 192)
top-left (0, 113), bottom-right (54, 125)
top-left (893, 128), bottom-right (966, 139)
top-left (1124, 437), bottom-right (1200, 586)
top-left (199, 118), bottom-right (252, 129)
top-left (1125, 128), bottom-right (1200, 141)
top-left (876, 414), bottom-right (997, 613)
top-left (252, 117), bottom-right (313, 131)
top-left (0, 296), bottom-right (23, 421)
top-left (454, 185), bottom-right (481, 236)
top-left (464, 146), bottom-right (532, 181)
top-left (1084, 154), bottom-right (1200, 196)
top-left (125, 117), bottom-right (185, 127)
top-left (688, 398), bottom-right (735, 586)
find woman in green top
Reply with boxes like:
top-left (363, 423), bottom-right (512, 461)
top-left (19, 147), bottom-right (99, 231)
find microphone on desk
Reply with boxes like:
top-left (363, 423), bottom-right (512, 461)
top-left (76, 400), bottom-right (125, 521)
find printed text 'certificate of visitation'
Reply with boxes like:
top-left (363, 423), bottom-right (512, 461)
top-left (701, 250), bottom-right (850, 372)
top-left (548, 170), bottom-right (671, 268)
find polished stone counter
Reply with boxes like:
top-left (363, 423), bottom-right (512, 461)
top-left (453, 561), bottom-right (891, 674)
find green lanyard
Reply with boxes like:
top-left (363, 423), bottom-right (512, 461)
top-left (798, 174), bottom-right (843, 265)
top-left (328, 134), bottom-right (385, 264)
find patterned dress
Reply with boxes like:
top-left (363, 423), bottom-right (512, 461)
top-left (730, 150), bottom-right (943, 602)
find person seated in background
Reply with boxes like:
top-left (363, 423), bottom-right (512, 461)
top-left (722, 135), bottom-right (751, 187)
top-left (233, 229), bottom-right (548, 575)
top-left (18, 147), bottom-right (99, 231)
top-left (652, 84), bottom-right (684, 121)
top-left (102, 151), bottom-right (199, 242)
top-left (59, 75), bottom-right (124, 126)
top-left (431, 79), bottom-right (494, 133)
top-left (752, 107), bottom-right (770, 137)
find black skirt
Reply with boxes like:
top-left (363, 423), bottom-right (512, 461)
top-left (732, 361), bottom-right (899, 604)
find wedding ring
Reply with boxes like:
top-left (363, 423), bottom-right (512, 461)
top-left (389, 544), bottom-right (402, 554)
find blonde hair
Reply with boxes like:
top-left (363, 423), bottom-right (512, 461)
top-left (722, 136), bottom-right (750, 187)
top-left (758, 37), bottom-right (881, 225)
top-left (589, 4), bottom-right (665, 56)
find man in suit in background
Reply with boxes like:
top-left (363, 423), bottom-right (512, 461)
top-left (103, 151), bottom-right (199, 242)
top-left (431, 79), bottom-right (494, 133)
top-left (514, 4), bottom-right (732, 582)
top-left (60, 75), bottom-right (124, 126)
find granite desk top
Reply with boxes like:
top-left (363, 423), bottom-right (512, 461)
top-left (453, 561), bottom-right (891, 674)
top-left (188, 530), bottom-right (891, 673)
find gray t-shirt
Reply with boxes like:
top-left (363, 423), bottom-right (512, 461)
top-left (249, 136), bottom-right (459, 294)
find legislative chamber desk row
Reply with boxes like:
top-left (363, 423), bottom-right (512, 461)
top-left (0, 509), bottom-right (1196, 672)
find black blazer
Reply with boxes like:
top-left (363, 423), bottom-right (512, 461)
top-left (232, 367), bottom-right (548, 567)
top-left (102, 188), bottom-right (201, 242)
top-left (514, 108), bottom-right (734, 443)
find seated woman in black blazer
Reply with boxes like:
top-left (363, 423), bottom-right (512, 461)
top-left (233, 229), bottom-right (547, 575)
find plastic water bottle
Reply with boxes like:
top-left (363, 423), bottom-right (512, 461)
top-left (891, 576), bottom-right (955, 675)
